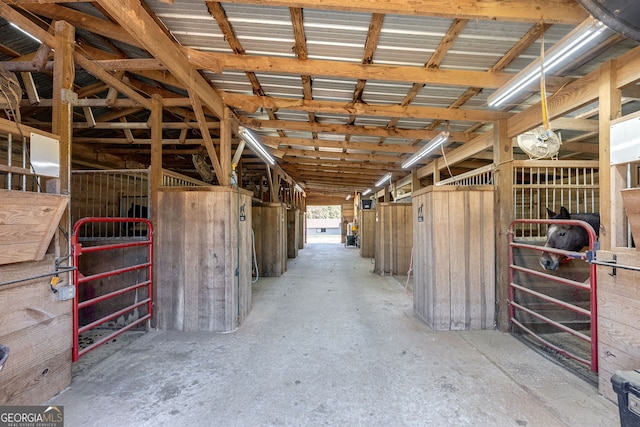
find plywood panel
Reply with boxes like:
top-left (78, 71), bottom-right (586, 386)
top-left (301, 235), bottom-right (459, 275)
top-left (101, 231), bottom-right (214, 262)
top-left (412, 186), bottom-right (495, 331)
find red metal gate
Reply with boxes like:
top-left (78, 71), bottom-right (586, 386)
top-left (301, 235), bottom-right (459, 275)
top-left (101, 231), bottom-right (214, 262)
top-left (508, 219), bottom-right (598, 372)
top-left (72, 217), bottom-right (153, 362)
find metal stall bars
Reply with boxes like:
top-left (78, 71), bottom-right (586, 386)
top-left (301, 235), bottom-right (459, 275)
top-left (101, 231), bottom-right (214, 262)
top-left (71, 217), bottom-right (153, 362)
top-left (508, 218), bottom-right (599, 373)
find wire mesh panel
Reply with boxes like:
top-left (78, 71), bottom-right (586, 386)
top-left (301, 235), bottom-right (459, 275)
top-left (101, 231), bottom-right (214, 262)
top-left (71, 169), bottom-right (149, 239)
top-left (513, 160), bottom-right (599, 239)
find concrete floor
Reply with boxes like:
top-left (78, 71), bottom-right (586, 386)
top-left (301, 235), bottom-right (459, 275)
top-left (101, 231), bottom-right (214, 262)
top-left (49, 243), bottom-right (619, 426)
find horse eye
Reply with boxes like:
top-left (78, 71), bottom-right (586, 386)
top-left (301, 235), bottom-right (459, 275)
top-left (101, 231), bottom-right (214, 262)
top-left (559, 231), bottom-right (566, 237)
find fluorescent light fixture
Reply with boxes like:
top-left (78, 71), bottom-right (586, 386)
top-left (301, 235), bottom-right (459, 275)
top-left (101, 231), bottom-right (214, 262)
top-left (488, 18), bottom-right (606, 108)
top-left (362, 188), bottom-right (372, 196)
top-left (10, 23), bottom-right (41, 44)
top-left (238, 126), bottom-right (275, 166)
top-left (375, 172), bottom-right (392, 188)
top-left (401, 131), bottom-right (450, 169)
top-left (346, 194), bottom-right (352, 201)
top-left (294, 183), bottom-right (303, 192)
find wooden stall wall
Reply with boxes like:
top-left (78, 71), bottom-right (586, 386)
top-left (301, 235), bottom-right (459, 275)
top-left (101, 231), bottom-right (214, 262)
top-left (374, 203), bottom-right (412, 276)
top-left (596, 250), bottom-right (640, 402)
top-left (252, 203), bottom-right (287, 277)
top-left (412, 186), bottom-right (495, 331)
top-left (0, 256), bottom-right (72, 405)
top-left (341, 202), bottom-right (355, 243)
top-left (298, 210), bottom-right (305, 250)
top-left (287, 209), bottom-right (299, 259)
top-left (359, 208), bottom-right (376, 259)
top-left (156, 187), bottom-right (252, 332)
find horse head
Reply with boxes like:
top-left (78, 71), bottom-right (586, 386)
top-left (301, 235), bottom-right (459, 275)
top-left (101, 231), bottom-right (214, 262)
top-left (539, 207), bottom-right (599, 271)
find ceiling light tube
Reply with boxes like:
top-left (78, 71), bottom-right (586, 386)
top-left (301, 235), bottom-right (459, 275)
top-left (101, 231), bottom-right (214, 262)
top-left (238, 126), bottom-right (275, 166)
top-left (362, 188), bottom-right (372, 196)
top-left (10, 23), bottom-right (42, 44)
top-left (488, 17), bottom-right (606, 108)
top-left (375, 172), bottom-right (392, 188)
top-left (346, 194), bottom-right (352, 200)
top-left (401, 131), bottom-right (450, 169)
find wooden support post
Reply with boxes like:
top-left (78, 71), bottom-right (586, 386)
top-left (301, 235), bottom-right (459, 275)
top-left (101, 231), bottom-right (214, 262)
top-left (493, 120), bottom-right (512, 332)
top-left (52, 20), bottom-right (74, 264)
top-left (150, 94), bottom-right (163, 217)
top-left (433, 158), bottom-right (440, 183)
top-left (411, 169), bottom-right (420, 192)
top-left (219, 107), bottom-right (232, 186)
top-left (384, 185), bottom-right (390, 202)
top-left (598, 60), bottom-right (623, 250)
top-left (20, 72), bottom-right (40, 105)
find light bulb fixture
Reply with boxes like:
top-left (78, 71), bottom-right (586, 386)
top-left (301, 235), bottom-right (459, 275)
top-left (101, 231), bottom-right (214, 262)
top-left (346, 194), bottom-right (352, 201)
top-left (238, 126), bottom-right (275, 166)
top-left (362, 188), bottom-right (372, 196)
top-left (374, 172), bottom-right (392, 188)
top-left (487, 17), bottom-right (607, 108)
top-left (401, 131), bottom-right (450, 169)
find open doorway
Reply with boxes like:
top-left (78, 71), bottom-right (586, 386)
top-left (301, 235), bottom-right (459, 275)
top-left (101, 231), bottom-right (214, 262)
top-left (306, 205), bottom-right (342, 244)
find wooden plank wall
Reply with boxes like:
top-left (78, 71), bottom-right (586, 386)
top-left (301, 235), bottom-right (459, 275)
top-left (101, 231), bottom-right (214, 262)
top-left (359, 209), bottom-right (376, 259)
top-left (287, 208), bottom-right (299, 259)
top-left (412, 186), bottom-right (495, 330)
top-left (374, 203), bottom-right (412, 276)
top-left (297, 210), bottom-right (305, 249)
top-left (252, 203), bottom-right (287, 277)
top-left (0, 256), bottom-right (72, 404)
top-left (0, 190), bottom-right (68, 265)
top-left (596, 250), bottom-right (640, 403)
top-left (341, 202), bottom-right (355, 243)
top-left (156, 187), bottom-right (252, 332)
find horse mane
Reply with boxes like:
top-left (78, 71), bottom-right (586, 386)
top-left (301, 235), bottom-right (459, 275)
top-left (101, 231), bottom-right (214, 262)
top-left (547, 206), bottom-right (600, 237)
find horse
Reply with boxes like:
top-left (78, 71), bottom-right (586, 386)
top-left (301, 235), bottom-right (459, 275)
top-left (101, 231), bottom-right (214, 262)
top-left (121, 203), bottom-right (148, 236)
top-left (539, 207), bottom-right (600, 271)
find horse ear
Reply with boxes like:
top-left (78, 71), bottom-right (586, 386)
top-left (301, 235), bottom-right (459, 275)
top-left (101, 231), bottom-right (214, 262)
top-left (546, 208), bottom-right (556, 218)
top-left (559, 206), bottom-right (571, 218)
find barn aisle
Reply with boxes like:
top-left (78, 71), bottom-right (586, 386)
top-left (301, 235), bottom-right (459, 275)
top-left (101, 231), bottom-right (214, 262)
top-left (49, 243), bottom-right (617, 426)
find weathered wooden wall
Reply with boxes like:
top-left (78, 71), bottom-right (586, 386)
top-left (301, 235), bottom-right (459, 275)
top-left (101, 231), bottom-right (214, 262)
top-left (374, 202), bottom-right (412, 276)
top-left (596, 249), bottom-right (640, 403)
top-left (0, 256), bottom-right (72, 404)
top-left (412, 186), bottom-right (495, 330)
top-left (252, 203), bottom-right (287, 277)
top-left (298, 210), bottom-right (305, 249)
top-left (156, 187), bottom-right (252, 332)
top-left (287, 208), bottom-right (299, 259)
top-left (359, 209), bottom-right (376, 259)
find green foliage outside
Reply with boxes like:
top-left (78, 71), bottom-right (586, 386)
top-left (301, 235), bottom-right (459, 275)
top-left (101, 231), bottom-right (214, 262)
top-left (307, 205), bottom-right (341, 219)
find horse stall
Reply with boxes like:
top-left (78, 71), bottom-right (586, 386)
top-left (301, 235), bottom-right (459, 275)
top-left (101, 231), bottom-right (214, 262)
top-left (412, 185), bottom-right (495, 331)
top-left (359, 207), bottom-right (376, 259)
top-left (70, 169), bottom-right (153, 357)
top-left (374, 202), bottom-right (412, 276)
top-left (0, 127), bottom-right (72, 405)
top-left (155, 186), bottom-right (253, 332)
top-left (287, 208), bottom-right (300, 259)
top-left (298, 210), bottom-right (305, 250)
top-left (252, 202), bottom-right (287, 277)
top-left (509, 160), bottom-right (600, 375)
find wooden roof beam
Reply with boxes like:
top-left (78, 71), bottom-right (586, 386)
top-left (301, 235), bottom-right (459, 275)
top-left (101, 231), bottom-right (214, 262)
top-left (213, 0), bottom-right (588, 24)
